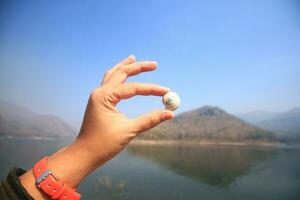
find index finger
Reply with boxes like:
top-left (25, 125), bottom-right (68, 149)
top-left (115, 83), bottom-right (170, 100)
top-left (103, 61), bottom-right (157, 86)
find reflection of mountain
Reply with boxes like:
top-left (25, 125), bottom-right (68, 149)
top-left (0, 100), bottom-right (76, 138)
top-left (128, 145), bottom-right (277, 187)
top-left (139, 106), bottom-right (274, 141)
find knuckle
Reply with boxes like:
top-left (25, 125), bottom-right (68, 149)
top-left (110, 88), bottom-right (121, 101)
top-left (101, 87), bottom-right (113, 99)
top-left (128, 82), bottom-right (138, 89)
top-left (90, 87), bottom-right (109, 100)
top-left (101, 86), bottom-right (120, 104)
top-left (90, 89), bottom-right (100, 102)
top-left (148, 116), bottom-right (158, 129)
top-left (90, 87), bottom-right (120, 106)
top-left (117, 65), bottom-right (127, 74)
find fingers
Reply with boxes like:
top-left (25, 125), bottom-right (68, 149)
top-left (115, 83), bottom-right (170, 100)
top-left (101, 56), bottom-right (158, 86)
top-left (125, 61), bottom-right (157, 76)
top-left (132, 110), bottom-right (174, 133)
top-left (119, 55), bottom-right (136, 65)
top-left (107, 62), bottom-right (157, 85)
top-left (101, 55), bottom-right (136, 86)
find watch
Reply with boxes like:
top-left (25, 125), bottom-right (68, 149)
top-left (33, 157), bottom-right (81, 200)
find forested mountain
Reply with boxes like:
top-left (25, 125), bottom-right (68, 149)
top-left (139, 106), bottom-right (274, 141)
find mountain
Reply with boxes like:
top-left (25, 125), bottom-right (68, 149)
top-left (237, 111), bottom-right (278, 124)
top-left (0, 100), bottom-right (76, 138)
top-left (238, 108), bottom-right (300, 141)
top-left (138, 106), bottom-right (274, 141)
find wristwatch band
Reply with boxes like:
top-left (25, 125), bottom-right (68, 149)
top-left (33, 157), bottom-right (81, 200)
top-left (7, 167), bottom-right (34, 200)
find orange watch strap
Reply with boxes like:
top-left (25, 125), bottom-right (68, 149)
top-left (33, 157), bottom-right (81, 200)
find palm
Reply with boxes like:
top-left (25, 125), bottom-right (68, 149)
top-left (77, 55), bottom-right (173, 163)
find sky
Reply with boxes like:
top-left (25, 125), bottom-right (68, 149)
top-left (0, 0), bottom-right (300, 129)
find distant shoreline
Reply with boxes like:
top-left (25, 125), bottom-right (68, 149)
top-left (0, 136), bottom-right (75, 140)
top-left (130, 139), bottom-right (284, 147)
top-left (1, 137), bottom-right (299, 148)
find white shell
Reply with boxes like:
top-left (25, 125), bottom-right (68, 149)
top-left (162, 92), bottom-right (180, 111)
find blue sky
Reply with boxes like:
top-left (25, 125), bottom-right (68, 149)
top-left (0, 0), bottom-right (300, 128)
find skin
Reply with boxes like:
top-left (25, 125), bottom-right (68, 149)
top-left (19, 55), bottom-right (174, 199)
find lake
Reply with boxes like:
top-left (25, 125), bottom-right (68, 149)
top-left (0, 139), bottom-right (300, 200)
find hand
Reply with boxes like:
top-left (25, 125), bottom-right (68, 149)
top-left (19, 55), bottom-right (174, 199)
top-left (75, 55), bottom-right (174, 165)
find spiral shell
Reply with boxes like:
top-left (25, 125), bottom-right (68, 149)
top-left (162, 92), bottom-right (180, 111)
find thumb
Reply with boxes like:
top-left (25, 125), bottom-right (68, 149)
top-left (133, 109), bottom-right (174, 134)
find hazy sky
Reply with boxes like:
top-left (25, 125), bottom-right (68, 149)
top-left (1, 0), bottom-right (300, 128)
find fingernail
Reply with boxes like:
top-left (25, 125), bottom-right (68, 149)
top-left (161, 86), bottom-right (170, 91)
top-left (148, 61), bottom-right (157, 68)
top-left (129, 55), bottom-right (136, 60)
top-left (163, 110), bottom-right (174, 120)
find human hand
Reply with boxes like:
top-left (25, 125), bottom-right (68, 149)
top-left (75, 55), bottom-right (174, 166)
top-left (19, 56), bottom-right (174, 199)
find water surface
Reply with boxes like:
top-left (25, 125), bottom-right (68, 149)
top-left (0, 139), bottom-right (299, 199)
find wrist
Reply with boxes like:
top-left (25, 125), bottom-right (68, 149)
top-left (19, 140), bottom-right (99, 200)
top-left (76, 130), bottom-right (120, 166)
top-left (47, 140), bottom-right (99, 188)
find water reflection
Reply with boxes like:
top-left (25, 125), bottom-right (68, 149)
top-left (128, 144), bottom-right (278, 187)
top-left (96, 175), bottom-right (128, 194)
top-left (1, 139), bottom-right (300, 199)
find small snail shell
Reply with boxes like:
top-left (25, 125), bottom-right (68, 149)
top-left (162, 91), bottom-right (180, 111)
